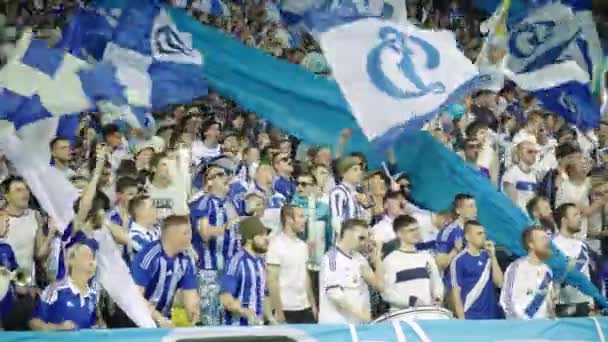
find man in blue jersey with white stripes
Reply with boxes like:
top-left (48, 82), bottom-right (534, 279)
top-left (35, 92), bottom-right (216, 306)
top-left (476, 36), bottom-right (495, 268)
top-left (130, 215), bottom-right (199, 328)
top-left (330, 156), bottom-right (366, 238)
top-left (450, 220), bottom-right (503, 319)
top-left (220, 217), bottom-right (277, 326)
top-left (189, 165), bottom-right (238, 326)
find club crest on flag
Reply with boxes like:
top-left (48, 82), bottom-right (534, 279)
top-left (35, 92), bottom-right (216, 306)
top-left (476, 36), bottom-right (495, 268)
top-left (507, 3), bottom-right (581, 74)
top-left (367, 26), bottom-right (446, 99)
top-left (151, 9), bottom-right (203, 65)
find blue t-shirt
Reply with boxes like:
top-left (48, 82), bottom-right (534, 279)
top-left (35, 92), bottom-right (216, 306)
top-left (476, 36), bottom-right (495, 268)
top-left (0, 242), bottom-right (18, 319)
top-left (435, 222), bottom-right (465, 285)
top-left (272, 176), bottom-right (296, 203)
top-left (220, 249), bottom-right (267, 326)
top-left (449, 249), bottom-right (499, 319)
top-left (32, 278), bottom-right (97, 329)
top-left (189, 193), bottom-right (230, 271)
top-left (130, 240), bottom-right (198, 317)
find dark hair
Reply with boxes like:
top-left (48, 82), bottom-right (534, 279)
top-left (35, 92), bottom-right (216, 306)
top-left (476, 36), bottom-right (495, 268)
top-left (556, 126), bottom-right (577, 141)
top-left (349, 152), bottom-right (367, 170)
top-left (1, 176), bottom-right (27, 195)
top-left (162, 215), bottom-right (190, 232)
top-left (115, 176), bottom-right (139, 194)
top-left (463, 220), bottom-right (483, 234)
top-left (554, 202), bottom-right (577, 228)
top-left (555, 142), bottom-right (581, 160)
top-left (280, 205), bottom-right (298, 227)
top-left (116, 160), bottom-right (138, 179)
top-left (128, 195), bottom-right (150, 219)
top-left (150, 152), bottom-right (168, 171)
top-left (521, 226), bottom-right (544, 252)
top-left (465, 120), bottom-right (488, 138)
top-left (50, 136), bottom-right (69, 150)
top-left (393, 215), bottom-right (418, 233)
top-left (340, 219), bottom-right (368, 238)
top-left (452, 193), bottom-right (474, 215)
top-left (526, 196), bottom-right (548, 218)
top-left (102, 124), bottom-right (120, 140)
top-left (200, 119), bottom-right (221, 138)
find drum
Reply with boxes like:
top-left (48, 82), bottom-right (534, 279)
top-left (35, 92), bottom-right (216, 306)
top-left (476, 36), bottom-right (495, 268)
top-left (372, 306), bottom-right (453, 323)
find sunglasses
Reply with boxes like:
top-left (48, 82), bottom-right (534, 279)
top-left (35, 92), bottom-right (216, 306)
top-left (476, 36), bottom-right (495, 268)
top-left (297, 181), bottom-right (314, 187)
top-left (207, 172), bottom-right (226, 180)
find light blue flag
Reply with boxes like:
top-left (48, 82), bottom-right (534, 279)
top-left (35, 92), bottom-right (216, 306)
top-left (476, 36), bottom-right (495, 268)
top-left (88, 1), bottom-right (607, 307)
top-left (504, 0), bottom-right (601, 129)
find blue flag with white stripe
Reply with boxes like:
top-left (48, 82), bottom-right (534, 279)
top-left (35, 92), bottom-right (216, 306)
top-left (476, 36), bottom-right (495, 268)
top-left (504, 0), bottom-right (601, 129)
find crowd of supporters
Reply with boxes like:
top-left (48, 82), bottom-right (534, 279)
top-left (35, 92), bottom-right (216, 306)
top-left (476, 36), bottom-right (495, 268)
top-left (0, 0), bottom-right (606, 332)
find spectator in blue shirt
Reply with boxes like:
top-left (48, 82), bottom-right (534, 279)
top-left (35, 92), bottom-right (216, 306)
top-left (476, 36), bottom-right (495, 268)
top-left (450, 220), bottom-right (503, 319)
top-left (220, 217), bottom-right (276, 326)
top-left (0, 214), bottom-right (18, 326)
top-left (435, 194), bottom-right (477, 274)
top-left (30, 243), bottom-right (98, 331)
top-left (272, 152), bottom-right (296, 202)
top-left (130, 215), bottom-right (199, 328)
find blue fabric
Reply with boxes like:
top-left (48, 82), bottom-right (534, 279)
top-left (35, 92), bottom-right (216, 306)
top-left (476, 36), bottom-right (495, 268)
top-left (189, 193), bottom-right (229, 271)
top-left (0, 242), bottom-right (18, 319)
top-left (533, 80), bottom-right (601, 130)
top-left (32, 279), bottom-right (97, 329)
top-left (130, 240), bottom-right (198, 317)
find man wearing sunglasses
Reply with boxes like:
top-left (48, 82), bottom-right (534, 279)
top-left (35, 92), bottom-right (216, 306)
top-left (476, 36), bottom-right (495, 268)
top-left (189, 165), bottom-right (237, 326)
top-left (272, 153), bottom-right (296, 203)
top-left (503, 141), bottom-right (539, 212)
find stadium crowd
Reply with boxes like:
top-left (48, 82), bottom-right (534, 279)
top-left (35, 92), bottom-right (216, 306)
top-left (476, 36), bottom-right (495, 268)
top-left (0, 0), bottom-right (607, 331)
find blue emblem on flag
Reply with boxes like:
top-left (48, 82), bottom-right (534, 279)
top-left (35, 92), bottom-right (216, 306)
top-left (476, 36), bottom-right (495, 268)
top-left (367, 26), bottom-right (446, 99)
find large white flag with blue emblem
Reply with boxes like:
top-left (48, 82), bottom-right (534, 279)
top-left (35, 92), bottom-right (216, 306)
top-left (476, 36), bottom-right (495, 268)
top-left (318, 18), bottom-right (478, 139)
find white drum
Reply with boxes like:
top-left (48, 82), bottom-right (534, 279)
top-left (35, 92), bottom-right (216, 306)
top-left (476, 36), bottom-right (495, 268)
top-left (372, 306), bottom-right (453, 323)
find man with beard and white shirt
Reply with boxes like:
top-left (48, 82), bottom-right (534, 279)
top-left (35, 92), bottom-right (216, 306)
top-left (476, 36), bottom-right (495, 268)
top-left (371, 191), bottom-right (406, 245)
top-left (502, 141), bottom-right (539, 212)
top-left (500, 227), bottom-right (556, 319)
top-left (318, 219), bottom-right (384, 324)
top-left (382, 215), bottom-right (443, 311)
top-left (552, 203), bottom-right (593, 308)
top-left (526, 196), bottom-right (557, 236)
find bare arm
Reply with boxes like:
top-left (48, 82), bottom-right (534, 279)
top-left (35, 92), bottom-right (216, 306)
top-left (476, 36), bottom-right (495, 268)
top-left (503, 183), bottom-right (518, 205)
top-left (267, 264), bottom-right (285, 322)
top-left (182, 289), bottom-right (200, 324)
top-left (360, 253), bottom-right (384, 292)
top-left (34, 213), bottom-right (53, 261)
top-left (137, 286), bottom-right (173, 327)
top-left (488, 243), bottom-right (504, 288)
top-left (76, 146), bottom-right (106, 225)
top-left (452, 287), bottom-right (465, 319)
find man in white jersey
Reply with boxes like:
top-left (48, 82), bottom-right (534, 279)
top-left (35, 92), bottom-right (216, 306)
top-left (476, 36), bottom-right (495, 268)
top-left (319, 219), bottom-right (384, 324)
top-left (503, 141), bottom-right (539, 211)
top-left (500, 227), bottom-right (556, 319)
top-left (552, 203), bottom-right (593, 307)
top-left (382, 215), bottom-right (443, 310)
top-left (147, 152), bottom-right (188, 219)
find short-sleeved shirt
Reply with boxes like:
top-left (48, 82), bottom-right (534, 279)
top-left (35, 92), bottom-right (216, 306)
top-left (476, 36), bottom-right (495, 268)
top-left (32, 278), bottom-right (97, 329)
top-left (129, 222), bottom-right (161, 253)
top-left (450, 249), bottom-right (499, 319)
top-left (502, 165), bottom-right (537, 211)
top-left (266, 232), bottom-right (310, 311)
top-left (0, 242), bottom-right (18, 318)
top-left (435, 223), bottom-right (464, 285)
top-left (130, 240), bottom-right (198, 317)
top-left (189, 193), bottom-right (232, 271)
top-left (220, 249), bottom-right (267, 326)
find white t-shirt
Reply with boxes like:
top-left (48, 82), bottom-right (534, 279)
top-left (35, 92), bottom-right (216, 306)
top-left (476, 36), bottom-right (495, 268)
top-left (502, 164), bottom-right (537, 211)
top-left (266, 232), bottom-right (311, 311)
top-left (555, 179), bottom-right (590, 240)
top-left (6, 209), bottom-right (39, 280)
top-left (552, 234), bottom-right (593, 306)
top-left (147, 182), bottom-right (188, 220)
top-left (371, 216), bottom-right (395, 244)
top-left (319, 248), bottom-right (370, 324)
top-left (191, 141), bottom-right (221, 166)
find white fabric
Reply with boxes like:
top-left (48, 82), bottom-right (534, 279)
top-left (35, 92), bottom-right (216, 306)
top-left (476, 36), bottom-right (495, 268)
top-left (555, 179), bottom-right (590, 240)
top-left (499, 257), bottom-right (554, 319)
top-left (191, 141), bottom-right (221, 166)
top-left (266, 232), bottom-right (311, 311)
top-left (552, 234), bottom-right (593, 305)
top-left (381, 250), bottom-right (443, 310)
top-left (93, 228), bottom-right (156, 327)
top-left (5, 209), bottom-right (39, 279)
top-left (411, 209), bottom-right (440, 247)
top-left (502, 165), bottom-right (537, 211)
top-left (318, 249), bottom-right (370, 324)
top-left (318, 18), bottom-right (478, 139)
top-left (371, 216), bottom-right (395, 244)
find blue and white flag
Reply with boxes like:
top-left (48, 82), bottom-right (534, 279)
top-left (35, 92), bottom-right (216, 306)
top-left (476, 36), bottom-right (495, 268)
top-left (317, 18), bottom-right (479, 139)
top-left (62, 0), bottom-right (208, 129)
top-left (191, 0), bottom-right (229, 16)
top-left (504, 1), bottom-right (600, 129)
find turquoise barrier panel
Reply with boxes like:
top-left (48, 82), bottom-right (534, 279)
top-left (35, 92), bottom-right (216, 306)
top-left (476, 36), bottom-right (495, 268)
top-left (3, 318), bottom-right (607, 342)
